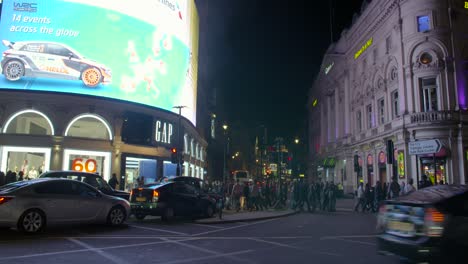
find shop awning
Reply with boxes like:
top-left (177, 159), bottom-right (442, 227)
top-left (420, 146), bottom-right (449, 158)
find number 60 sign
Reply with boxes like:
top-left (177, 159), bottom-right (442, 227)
top-left (72, 158), bottom-right (97, 173)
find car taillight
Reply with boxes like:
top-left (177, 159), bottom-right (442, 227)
top-left (152, 190), bottom-right (159, 203)
top-left (0, 196), bottom-right (14, 205)
top-left (425, 207), bottom-right (445, 237)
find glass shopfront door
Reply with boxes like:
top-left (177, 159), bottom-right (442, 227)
top-left (63, 149), bottom-right (111, 181)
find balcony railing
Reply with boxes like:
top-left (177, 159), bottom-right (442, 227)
top-left (409, 111), bottom-right (459, 124)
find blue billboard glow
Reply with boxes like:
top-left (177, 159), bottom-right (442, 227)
top-left (0, 0), bottom-right (197, 124)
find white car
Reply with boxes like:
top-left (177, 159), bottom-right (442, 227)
top-left (0, 178), bottom-right (130, 233)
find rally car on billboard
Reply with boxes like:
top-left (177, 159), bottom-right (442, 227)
top-left (1, 40), bottom-right (111, 87)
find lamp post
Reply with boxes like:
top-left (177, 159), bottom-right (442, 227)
top-left (220, 123), bottom-right (228, 219)
top-left (173, 106), bottom-right (186, 176)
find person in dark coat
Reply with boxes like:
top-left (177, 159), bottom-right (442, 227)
top-left (419, 174), bottom-right (432, 189)
top-left (108, 173), bottom-right (119, 189)
top-left (17, 171), bottom-right (24, 181)
top-left (5, 170), bottom-right (16, 184)
top-left (0, 171), bottom-right (5, 186)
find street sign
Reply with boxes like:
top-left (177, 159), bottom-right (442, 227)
top-left (408, 139), bottom-right (442, 155)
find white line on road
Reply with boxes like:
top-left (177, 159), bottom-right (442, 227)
top-left (160, 249), bottom-right (254, 264)
top-left (192, 218), bottom-right (281, 236)
top-left (187, 223), bottom-right (226, 229)
top-left (248, 237), bottom-right (302, 250)
top-left (320, 235), bottom-right (377, 239)
top-left (0, 238), bottom-right (197, 261)
top-left (324, 237), bottom-right (377, 246)
top-left (128, 224), bottom-right (189, 235)
top-left (161, 238), bottom-right (257, 264)
top-left (67, 238), bottom-right (130, 264)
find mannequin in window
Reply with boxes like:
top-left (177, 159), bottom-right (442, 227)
top-left (39, 161), bottom-right (45, 174)
top-left (28, 166), bottom-right (38, 180)
top-left (21, 160), bottom-right (29, 174)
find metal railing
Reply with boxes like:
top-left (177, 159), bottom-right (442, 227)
top-left (409, 111), bottom-right (458, 124)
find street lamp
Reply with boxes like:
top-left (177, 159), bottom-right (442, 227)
top-left (173, 105), bottom-right (187, 176)
top-left (294, 138), bottom-right (299, 144)
top-left (221, 123), bottom-right (228, 219)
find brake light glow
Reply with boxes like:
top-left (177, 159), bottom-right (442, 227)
top-left (0, 196), bottom-right (14, 205)
top-left (425, 207), bottom-right (445, 237)
top-left (426, 208), bottom-right (444, 223)
top-left (152, 190), bottom-right (159, 203)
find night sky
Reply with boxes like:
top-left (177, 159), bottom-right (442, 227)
top-left (196, 0), bottom-right (365, 142)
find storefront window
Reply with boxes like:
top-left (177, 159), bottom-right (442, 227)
top-left (3, 110), bottom-right (54, 135)
top-left (63, 149), bottom-right (111, 181)
top-left (65, 114), bottom-right (112, 140)
top-left (0, 146), bottom-right (50, 179)
top-left (124, 157), bottom-right (158, 191)
top-left (163, 161), bottom-right (176, 177)
top-left (421, 158), bottom-right (447, 185)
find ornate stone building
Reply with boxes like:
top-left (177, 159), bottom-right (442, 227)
top-left (308, 0), bottom-right (468, 193)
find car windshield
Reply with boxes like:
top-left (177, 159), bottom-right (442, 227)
top-left (0, 181), bottom-right (30, 193)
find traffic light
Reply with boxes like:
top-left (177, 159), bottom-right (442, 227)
top-left (171, 148), bottom-right (178, 164)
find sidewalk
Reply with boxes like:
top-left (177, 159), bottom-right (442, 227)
top-left (195, 208), bottom-right (297, 224)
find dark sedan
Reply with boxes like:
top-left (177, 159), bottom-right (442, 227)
top-left (130, 181), bottom-right (216, 221)
top-left (39, 171), bottom-right (130, 200)
top-left (377, 184), bottom-right (468, 263)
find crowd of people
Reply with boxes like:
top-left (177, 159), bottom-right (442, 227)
top-left (354, 174), bottom-right (439, 212)
top-left (202, 178), bottom-right (341, 213)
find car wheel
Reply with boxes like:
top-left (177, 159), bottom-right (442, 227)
top-left (4, 60), bottom-right (25, 81)
top-left (81, 67), bottom-right (102, 87)
top-left (135, 213), bottom-right (146, 220)
top-left (17, 209), bottom-right (46, 234)
top-left (161, 207), bottom-right (174, 222)
top-left (107, 206), bottom-right (126, 226)
top-left (205, 205), bottom-right (214, 218)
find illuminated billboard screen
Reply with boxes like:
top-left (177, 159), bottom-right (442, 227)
top-left (0, 0), bottom-right (198, 125)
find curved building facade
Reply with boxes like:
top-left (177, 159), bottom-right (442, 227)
top-left (309, 0), bottom-right (468, 193)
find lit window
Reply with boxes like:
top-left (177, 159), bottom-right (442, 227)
top-left (420, 77), bottom-right (438, 112)
top-left (366, 105), bottom-right (373, 128)
top-left (378, 98), bottom-right (385, 124)
top-left (417, 15), bottom-right (430, 32)
top-left (391, 91), bottom-right (400, 118)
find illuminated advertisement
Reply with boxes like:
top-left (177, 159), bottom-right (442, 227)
top-left (397, 151), bottom-right (405, 178)
top-left (354, 37), bottom-right (373, 60)
top-left (0, 0), bottom-right (198, 124)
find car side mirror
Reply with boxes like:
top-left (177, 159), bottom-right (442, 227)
top-left (68, 53), bottom-right (73, 59)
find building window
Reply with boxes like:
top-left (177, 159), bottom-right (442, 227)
top-left (420, 77), bottom-right (438, 112)
top-left (366, 104), bottom-right (373, 128)
top-left (373, 49), bottom-right (377, 64)
top-left (378, 98), bottom-right (385, 124)
top-left (356, 111), bottom-right (362, 132)
top-left (417, 15), bottom-right (430, 32)
top-left (385, 36), bottom-right (392, 53)
top-left (391, 91), bottom-right (400, 118)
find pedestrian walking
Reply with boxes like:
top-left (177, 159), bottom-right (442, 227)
top-left (5, 171), bottom-right (16, 184)
top-left (404, 178), bottom-right (416, 195)
top-left (354, 182), bottom-right (365, 212)
top-left (108, 173), bottom-right (119, 189)
top-left (389, 177), bottom-right (401, 199)
top-left (0, 171), bottom-right (5, 186)
top-left (419, 174), bottom-right (432, 189)
top-left (232, 180), bottom-right (242, 212)
top-left (308, 182), bottom-right (317, 212)
top-left (328, 182), bottom-right (336, 212)
top-left (17, 171), bottom-right (24, 181)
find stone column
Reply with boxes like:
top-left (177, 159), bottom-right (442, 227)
top-left (344, 71), bottom-right (351, 135)
top-left (51, 136), bottom-right (64, 171)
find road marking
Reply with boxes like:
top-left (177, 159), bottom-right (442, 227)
top-left (67, 238), bottom-right (130, 264)
top-left (192, 218), bottom-right (281, 236)
top-left (187, 223), bottom-right (225, 229)
top-left (129, 224), bottom-right (189, 235)
top-left (320, 235), bottom-right (377, 239)
top-left (160, 249), bottom-right (254, 264)
top-left (0, 238), bottom-right (197, 261)
top-left (248, 238), bottom-right (301, 249)
top-left (161, 238), bottom-right (256, 264)
top-left (324, 237), bottom-right (377, 246)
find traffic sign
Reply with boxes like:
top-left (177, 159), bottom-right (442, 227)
top-left (408, 139), bottom-right (442, 155)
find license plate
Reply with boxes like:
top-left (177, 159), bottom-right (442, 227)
top-left (387, 220), bottom-right (414, 233)
top-left (136, 197), bottom-right (146, 202)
